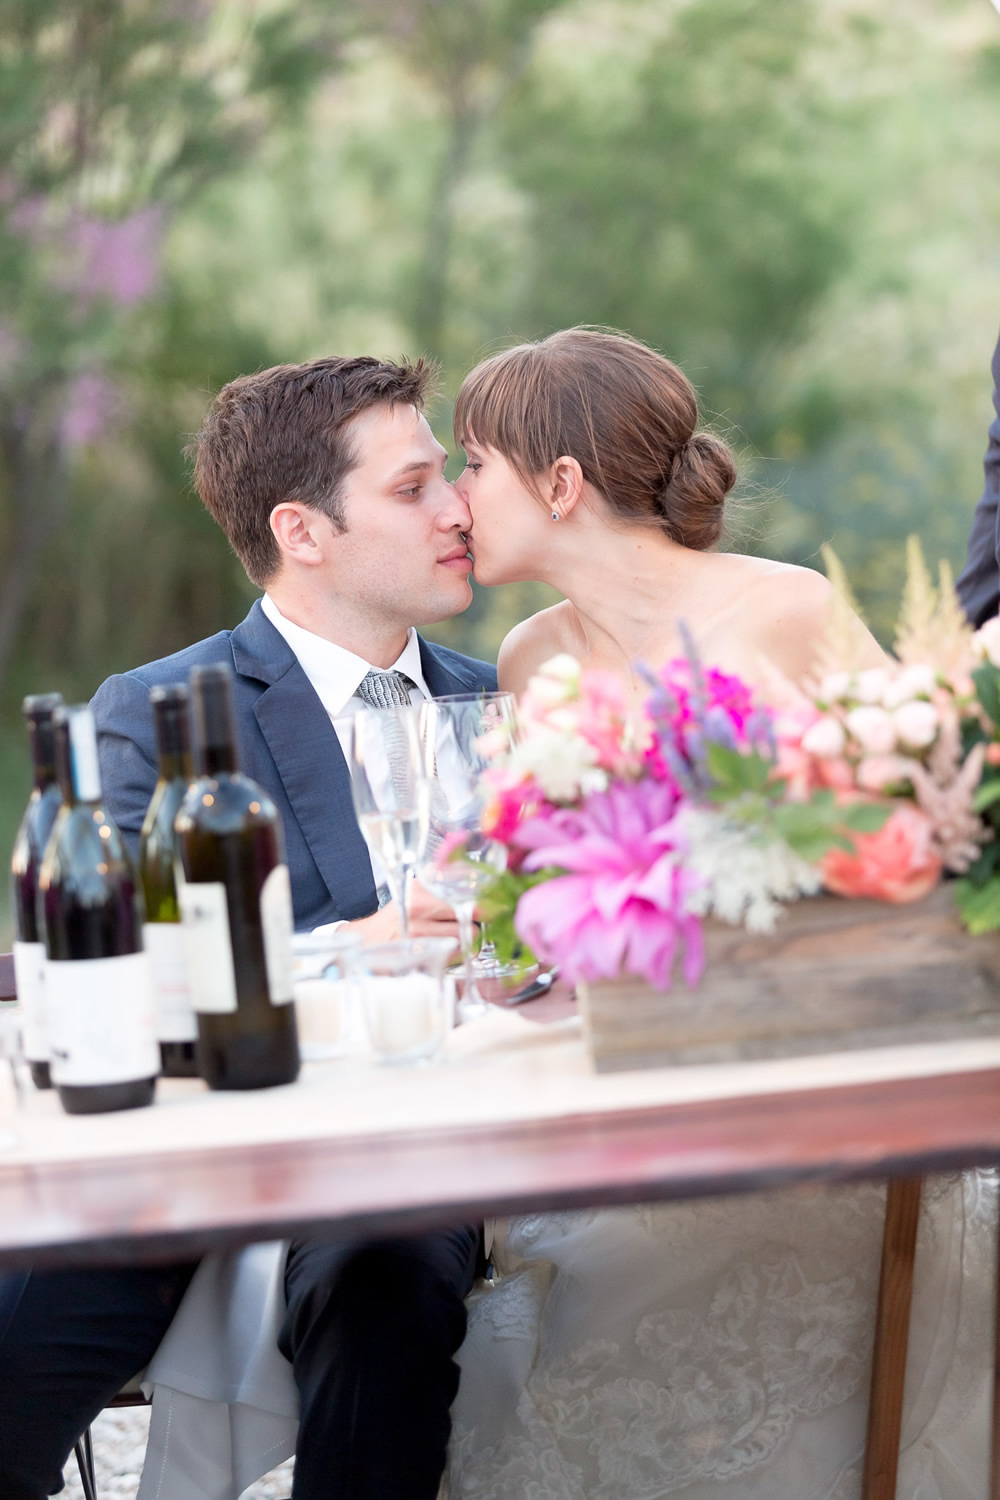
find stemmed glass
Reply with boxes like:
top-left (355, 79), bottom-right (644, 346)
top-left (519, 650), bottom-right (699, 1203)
top-left (417, 694), bottom-right (516, 1021)
top-left (342, 705), bottom-right (431, 941)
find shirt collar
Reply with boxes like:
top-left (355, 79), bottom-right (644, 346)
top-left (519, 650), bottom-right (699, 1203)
top-left (260, 594), bottom-right (430, 719)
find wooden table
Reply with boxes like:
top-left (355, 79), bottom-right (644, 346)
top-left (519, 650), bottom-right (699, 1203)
top-left (3, 984), bottom-right (1000, 1500)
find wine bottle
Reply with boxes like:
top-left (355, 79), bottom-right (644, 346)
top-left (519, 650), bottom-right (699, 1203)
top-left (10, 693), bottom-right (64, 1089)
top-left (140, 685), bottom-right (198, 1077)
top-left (174, 664), bottom-right (299, 1090)
top-left (39, 705), bottom-right (159, 1114)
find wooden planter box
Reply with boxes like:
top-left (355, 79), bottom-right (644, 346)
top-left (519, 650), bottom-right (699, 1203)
top-left (576, 886), bottom-right (1000, 1073)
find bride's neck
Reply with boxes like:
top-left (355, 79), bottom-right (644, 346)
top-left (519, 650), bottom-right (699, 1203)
top-left (547, 521), bottom-right (700, 672)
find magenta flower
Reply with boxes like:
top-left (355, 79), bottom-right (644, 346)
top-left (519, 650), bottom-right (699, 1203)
top-left (512, 779), bottom-right (704, 990)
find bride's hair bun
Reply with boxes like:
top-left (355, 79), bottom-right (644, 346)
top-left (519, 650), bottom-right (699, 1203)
top-left (658, 432), bottom-right (737, 551)
top-left (455, 327), bottom-right (737, 552)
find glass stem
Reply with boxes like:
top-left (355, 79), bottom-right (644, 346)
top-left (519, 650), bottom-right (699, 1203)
top-left (455, 901), bottom-right (480, 1006)
top-left (389, 864), bottom-right (411, 941)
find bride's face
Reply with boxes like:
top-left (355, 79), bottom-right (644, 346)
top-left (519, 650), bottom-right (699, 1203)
top-left (455, 438), bottom-right (551, 586)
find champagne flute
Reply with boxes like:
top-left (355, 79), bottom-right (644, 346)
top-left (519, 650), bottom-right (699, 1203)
top-left (342, 705), bottom-right (431, 941)
top-left (417, 696), bottom-right (513, 1021)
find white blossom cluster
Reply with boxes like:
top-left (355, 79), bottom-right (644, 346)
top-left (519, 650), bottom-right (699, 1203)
top-left (676, 807), bottom-right (822, 933)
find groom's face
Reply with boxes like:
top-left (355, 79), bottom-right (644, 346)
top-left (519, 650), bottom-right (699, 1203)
top-left (327, 402), bottom-right (474, 628)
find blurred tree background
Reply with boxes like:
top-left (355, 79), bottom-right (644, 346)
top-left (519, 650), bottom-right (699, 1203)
top-left (2, 0), bottom-right (999, 933)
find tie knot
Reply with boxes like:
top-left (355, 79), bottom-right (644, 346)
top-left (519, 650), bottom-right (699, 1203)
top-left (356, 670), bottom-right (415, 710)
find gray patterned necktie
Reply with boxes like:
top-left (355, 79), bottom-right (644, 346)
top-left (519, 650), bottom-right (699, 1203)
top-left (355, 670), bottom-right (415, 710)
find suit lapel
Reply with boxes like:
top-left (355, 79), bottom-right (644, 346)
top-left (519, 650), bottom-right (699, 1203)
top-left (231, 604), bottom-right (376, 921)
top-left (419, 638), bottom-right (490, 696)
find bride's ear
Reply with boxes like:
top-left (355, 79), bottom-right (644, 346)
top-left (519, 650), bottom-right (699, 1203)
top-left (548, 456), bottom-right (584, 521)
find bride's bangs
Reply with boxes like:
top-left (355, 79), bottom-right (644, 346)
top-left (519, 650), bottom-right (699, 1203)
top-left (454, 344), bottom-right (552, 486)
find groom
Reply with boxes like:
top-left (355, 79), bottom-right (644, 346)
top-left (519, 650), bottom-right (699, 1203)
top-left (0, 355), bottom-right (496, 1500)
top-left (957, 325), bottom-right (1000, 624)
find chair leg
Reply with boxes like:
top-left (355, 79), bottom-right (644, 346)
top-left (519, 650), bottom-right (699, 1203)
top-left (860, 1175), bottom-right (923, 1500)
top-left (74, 1426), bottom-right (98, 1500)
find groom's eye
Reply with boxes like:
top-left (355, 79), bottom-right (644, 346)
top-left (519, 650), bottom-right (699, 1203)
top-left (463, 461), bottom-right (482, 474)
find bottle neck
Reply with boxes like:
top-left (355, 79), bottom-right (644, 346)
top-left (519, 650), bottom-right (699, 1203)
top-left (27, 719), bottom-right (58, 792)
top-left (152, 696), bottom-right (193, 783)
top-left (158, 749), bottom-right (194, 782)
top-left (199, 744), bottom-right (238, 777)
top-left (55, 708), bottom-right (103, 807)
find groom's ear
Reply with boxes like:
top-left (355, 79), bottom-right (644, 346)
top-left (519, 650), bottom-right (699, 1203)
top-left (269, 501), bottom-right (333, 569)
top-left (549, 455), bottom-right (584, 520)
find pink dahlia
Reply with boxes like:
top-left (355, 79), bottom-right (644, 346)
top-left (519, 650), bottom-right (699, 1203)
top-left (512, 779), bottom-right (704, 990)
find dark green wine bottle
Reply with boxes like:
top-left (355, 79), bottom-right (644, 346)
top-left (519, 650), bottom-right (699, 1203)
top-left (174, 664), bottom-right (299, 1091)
top-left (140, 685), bottom-right (198, 1078)
top-left (39, 705), bottom-right (159, 1115)
top-left (10, 693), bottom-right (65, 1089)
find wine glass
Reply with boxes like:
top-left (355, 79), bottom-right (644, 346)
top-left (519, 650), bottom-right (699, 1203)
top-left (417, 695), bottom-right (514, 1021)
top-left (431, 692), bottom-right (531, 996)
top-left (342, 705), bottom-right (431, 941)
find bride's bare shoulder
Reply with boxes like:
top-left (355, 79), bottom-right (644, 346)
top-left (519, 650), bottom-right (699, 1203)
top-left (497, 601), bottom-right (577, 695)
top-left (715, 555), bottom-right (885, 676)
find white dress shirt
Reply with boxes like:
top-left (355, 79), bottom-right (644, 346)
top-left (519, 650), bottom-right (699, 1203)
top-left (260, 594), bottom-right (430, 761)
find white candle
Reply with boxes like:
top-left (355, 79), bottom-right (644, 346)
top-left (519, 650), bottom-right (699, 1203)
top-left (364, 974), bottom-right (441, 1059)
top-left (292, 976), bottom-right (345, 1049)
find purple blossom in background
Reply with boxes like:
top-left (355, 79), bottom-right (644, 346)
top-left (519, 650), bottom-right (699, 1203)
top-left (59, 370), bottom-right (116, 449)
top-left (7, 196), bottom-right (164, 311)
top-left (68, 205), bottom-right (163, 308)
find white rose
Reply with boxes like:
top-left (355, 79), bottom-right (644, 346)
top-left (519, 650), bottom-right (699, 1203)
top-left (845, 704), bottom-right (897, 754)
top-left (853, 668), bottom-right (891, 704)
top-left (883, 664), bottom-right (936, 707)
top-left (818, 671), bottom-right (851, 703)
top-left (512, 724), bottom-right (597, 802)
top-left (973, 618), bottom-right (1000, 669)
top-left (892, 699), bottom-right (939, 748)
top-left (801, 715), bottom-right (846, 758)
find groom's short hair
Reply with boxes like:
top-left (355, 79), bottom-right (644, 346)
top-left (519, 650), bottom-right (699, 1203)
top-left (190, 354), bottom-right (435, 586)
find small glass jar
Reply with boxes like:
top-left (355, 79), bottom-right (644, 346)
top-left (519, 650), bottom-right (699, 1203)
top-left (291, 928), bottom-right (364, 1061)
top-left (355, 937), bottom-right (458, 1065)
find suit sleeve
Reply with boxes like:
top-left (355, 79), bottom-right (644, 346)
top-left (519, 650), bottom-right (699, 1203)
top-left (91, 671), bottom-right (159, 863)
top-left (957, 328), bottom-right (1000, 626)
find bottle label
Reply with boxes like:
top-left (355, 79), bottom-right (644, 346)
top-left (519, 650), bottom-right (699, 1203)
top-left (12, 940), bottom-right (48, 1063)
top-left (178, 881), bottom-right (238, 1014)
top-left (143, 923), bottom-right (198, 1042)
top-left (47, 951), bottom-right (159, 1086)
top-left (260, 864), bottom-right (295, 1006)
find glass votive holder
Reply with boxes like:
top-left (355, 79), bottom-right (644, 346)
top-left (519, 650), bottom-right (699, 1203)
top-left (0, 1004), bottom-right (24, 1151)
top-left (291, 929), bottom-right (364, 1061)
top-left (356, 937), bottom-right (458, 1066)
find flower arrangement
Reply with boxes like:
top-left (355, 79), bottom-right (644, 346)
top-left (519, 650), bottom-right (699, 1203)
top-left (476, 540), bottom-right (1000, 991)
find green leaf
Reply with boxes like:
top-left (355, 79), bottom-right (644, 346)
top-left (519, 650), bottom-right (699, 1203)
top-left (954, 877), bottom-right (1000, 935)
top-left (837, 802), bottom-right (891, 833)
top-left (704, 741), bottom-right (772, 795)
top-left (973, 663), bottom-right (1000, 727)
top-left (973, 779), bottom-right (1000, 813)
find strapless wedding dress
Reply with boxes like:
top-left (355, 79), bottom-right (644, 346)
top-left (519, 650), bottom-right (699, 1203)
top-left (448, 1173), bottom-right (995, 1500)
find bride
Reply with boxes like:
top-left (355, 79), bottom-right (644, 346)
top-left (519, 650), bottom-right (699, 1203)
top-left (444, 328), bottom-right (995, 1499)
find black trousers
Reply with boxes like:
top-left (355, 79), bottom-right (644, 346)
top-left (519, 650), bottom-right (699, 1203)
top-left (0, 1224), bottom-right (479, 1500)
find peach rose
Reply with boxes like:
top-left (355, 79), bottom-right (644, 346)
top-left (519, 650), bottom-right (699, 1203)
top-left (821, 803), bottom-right (942, 904)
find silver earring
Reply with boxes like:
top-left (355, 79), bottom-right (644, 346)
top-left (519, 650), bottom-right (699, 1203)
top-left (551, 511), bottom-right (559, 521)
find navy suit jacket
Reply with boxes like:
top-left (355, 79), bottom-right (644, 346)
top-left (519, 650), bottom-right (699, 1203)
top-left (91, 600), bottom-right (498, 930)
top-left (956, 327), bottom-right (1000, 626)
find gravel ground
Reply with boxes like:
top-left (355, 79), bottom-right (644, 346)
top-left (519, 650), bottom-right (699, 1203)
top-left (60, 1406), bottom-right (294, 1499)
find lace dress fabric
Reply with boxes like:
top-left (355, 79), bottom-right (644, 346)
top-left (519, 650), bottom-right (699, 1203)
top-left (448, 1174), bottom-right (996, 1500)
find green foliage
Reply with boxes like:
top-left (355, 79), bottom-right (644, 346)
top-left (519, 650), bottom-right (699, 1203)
top-left (703, 742), bottom-right (890, 861)
top-left (477, 865), bottom-right (558, 967)
top-left (973, 663), bottom-right (1000, 731)
top-left (954, 876), bottom-right (1000, 936)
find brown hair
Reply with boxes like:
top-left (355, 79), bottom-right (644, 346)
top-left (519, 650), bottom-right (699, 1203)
top-left (454, 328), bottom-right (736, 550)
top-left (191, 354), bottom-right (435, 586)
